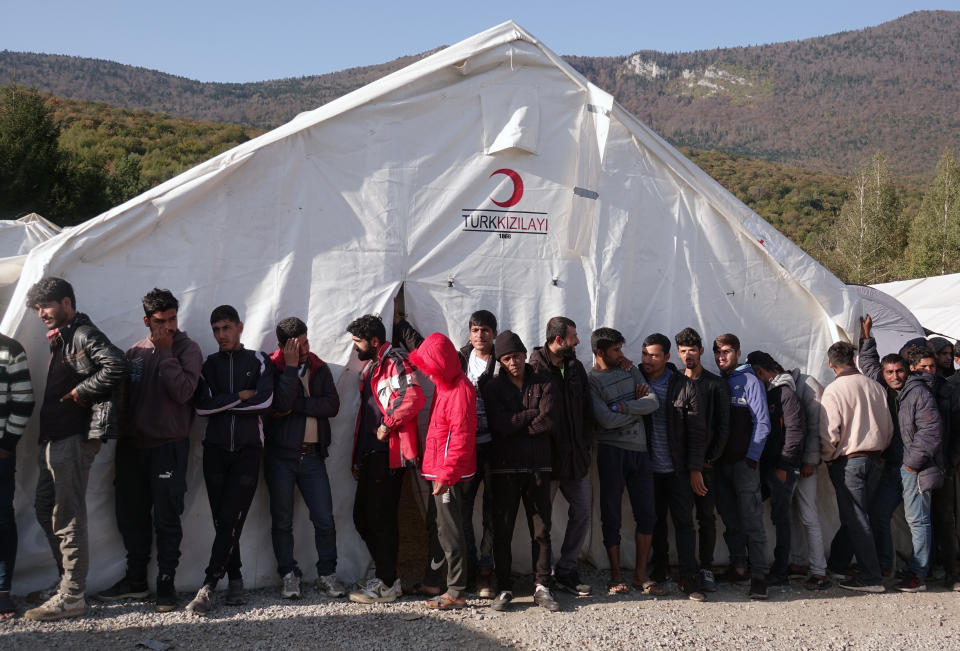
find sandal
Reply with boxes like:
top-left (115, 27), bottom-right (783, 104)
top-left (634, 580), bottom-right (666, 596)
top-left (409, 583), bottom-right (444, 597)
top-left (607, 581), bottom-right (630, 595)
top-left (426, 593), bottom-right (467, 610)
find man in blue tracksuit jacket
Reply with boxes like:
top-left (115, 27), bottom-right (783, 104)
top-left (712, 333), bottom-right (771, 599)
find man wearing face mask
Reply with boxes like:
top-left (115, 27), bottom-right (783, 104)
top-left (346, 314), bottom-right (425, 605)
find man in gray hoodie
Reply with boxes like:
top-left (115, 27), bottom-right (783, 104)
top-left (587, 328), bottom-right (660, 595)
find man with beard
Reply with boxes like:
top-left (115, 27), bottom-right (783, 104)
top-left (346, 314), bottom-right (425, 604)
top-left (529, 316), bottom-right (593, 598)
top-left (674, 327), bottom-right (729, 593)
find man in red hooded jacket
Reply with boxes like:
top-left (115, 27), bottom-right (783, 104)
top-left (408, 332), bottom-right (478, 609)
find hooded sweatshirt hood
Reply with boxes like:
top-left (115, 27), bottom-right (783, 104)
top-left (408, 332), bottom-right (462, 387)
top-left (769, 371), bottom-right (796, 392)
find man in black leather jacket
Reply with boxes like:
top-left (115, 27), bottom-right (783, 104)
top-left (23, 277), bottom-right (127, 622)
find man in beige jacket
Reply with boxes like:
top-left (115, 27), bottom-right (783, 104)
top-left (820, 341), bottom-right (894, 593)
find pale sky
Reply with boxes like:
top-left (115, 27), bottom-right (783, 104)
top-left (2, 1), bottom-right (956, 82)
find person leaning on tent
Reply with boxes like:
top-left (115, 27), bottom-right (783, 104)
top-left (528, 316), bottom-right (594, 598)
top-left (674, 327), bottom-right (729, 594)
top-left (482, 330), bottom-right (560, 612)
top-left (346, 314), bottom-right (425, 605)
top-left (265, 317), bottom-right (344, 600)
top-left (392, 306), bottom-right (499, 599)
top-left (185, 305), bottom-right (274, 616)
top-left (0, 332), bottom-right (36, 620)
top-left (586, 327), bottom-right (660, 597)
top-left (407, 332), bottom-right (477, 610)
top-left (711, 333), bottom-right (770, 600)
top-left (820, 338), bottom-right (892, 594)
top-left (745, 351), bottom-right (805, 589)
top-left (97, 289), bottom-right (203, 613)
top-left (23, 277), bottom-right (128, 622)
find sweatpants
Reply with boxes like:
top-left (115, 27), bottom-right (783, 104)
top-left (114, 438), bottom-right (189, 579)
top-left (353, 450), bottom-right (405, 585)
top-left (201, 444), bottom-right (260, 586)
top-left (789, 469), bottom-right (828, 576)
top-left (35, 437), bottom-right (100, 597)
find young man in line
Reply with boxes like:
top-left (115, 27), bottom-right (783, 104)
top-left (529, 316), bottom-right (594, 598)
top-left (858, 316), bottom-right (944, 592)
top-left (0, 333), bottom-right (35, 619)
top-left (712, 333), bottom-right (771, 600)
top-left (99, 289), bottom-right (203, 612)
top-left (746, 351), bottom-right (805, 587)
top-left (346, 314), bottom-right (424, 604)
top-left (24, 277), bottom-right (127, 621)
top-left (642, 333), bottom-right (708, 602)
top-left (265, 317), bottom-right (343, 600)
top-left (587, 328), bottom-right (660, 596)
top-left (483, 331), bottom-right (559, 612)
top-left (408, 332), bottom-right (477, 610)
top-left (393, 308), bottom-right (498, 597)
top-left (674, 327), bottom-right (729, 593)
top-left (784, 363), bottom-right (831, 591)
top-left (929, 337), bottom-right (955, 379)
top-left (821, 339), bottom-right (893, 593)
top-left (186, 305), bottom-right (274, 615)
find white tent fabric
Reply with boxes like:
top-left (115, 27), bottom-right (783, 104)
top-left (0, 214), bottom-right (61, 310)
top-left (1, 22), bottom-right (863, 594)
top-left (848, 284), bottom-right (926, 356)
top-left (874, 273), bottom-right (960, 342)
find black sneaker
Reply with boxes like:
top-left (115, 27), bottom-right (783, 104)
top-left (490, 590), bottom-right (513, 612)
top-left (533, 584), bottom-right (560, 612)
top-left (678, 576), bottom-right (706, 602)
top-left (554, 571), bottom-right (592, 597)
top-left (699, 569), bottom-right (717, 593)
top-left (895, 576), bottom-right (927, 593)
top-left (155, 574), bottom-right (178, 612)
top-left (748, 577), bottom-right (768, 600)
top-left (803, 575), bottom-right (832, 591)
top-left (98, 576), bottom-right (150, 601)
top-left (766, 573), bottom-right (789, 587)
top-left (719, 567), bottom-right (750, 583)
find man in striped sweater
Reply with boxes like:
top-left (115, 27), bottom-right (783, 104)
top-left (0, 334), bottom-right (35, 619)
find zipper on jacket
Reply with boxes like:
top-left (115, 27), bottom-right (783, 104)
top-left (229, 351), bottom-right (235, 452)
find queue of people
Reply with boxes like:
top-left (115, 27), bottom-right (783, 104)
top-left (1, 276), bottom-right (959, 622)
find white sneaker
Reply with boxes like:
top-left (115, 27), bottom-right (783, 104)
top-left (281, 571), bottom-right (302, 599)
top-left (348, 577), bottom-right (402, 604)
top-left (317, 573), bottom-right (346, 597)
top-left (23, 592), bottom-right (87, 621)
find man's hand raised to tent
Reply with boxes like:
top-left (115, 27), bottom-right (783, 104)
top-left (860, 314), bottom-right (872, 341)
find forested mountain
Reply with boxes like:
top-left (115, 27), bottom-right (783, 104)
top-left (1, 11), bottom-right (958, 177)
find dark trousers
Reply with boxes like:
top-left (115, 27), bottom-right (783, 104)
top-left (114, 439), bottom-right (189, 578)
top-left (201, 444), bottom-right (260, 586)
top-left (932, 471), bottom-right (958, 580)
top-left (651, 471), bottom-right (697, 577)
top-left (762, 465), bottom-right (798, 577)
top-left (462, 441), bottom-right (495, 569)
top-left (425, 483), bottom-right (468, 598)
top-left (715, 459), bottom-right (769, 578)
top-left (597, 445), bottom-right (656, 548)
top-left (694, 466), bottom-right (716, 570)
top-left (265, 451), bottom-right (337, 578)
top-left (827, 456), bottom-right (882, 585)
top-left (353, 450), bottom-right (404, 585)
top-left (0, 452), bottom-right (15, 592)
top-left (492, 471), bottom-right (552, 591)
top-left (868, 457), bottom-right (902, 573)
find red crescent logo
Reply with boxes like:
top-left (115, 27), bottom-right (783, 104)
top-left (489, 169), bottom-right (523, 208)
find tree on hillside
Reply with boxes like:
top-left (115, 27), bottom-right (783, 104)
top-left (906, 150), bottom-right (960, 277)
top-left (820, 152), bottom-right (906, 283)
top-left (0, 85), bottom-right (62, 219)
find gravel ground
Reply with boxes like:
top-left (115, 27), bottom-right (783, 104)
top-left (3, 567), bottom-right (960, 650)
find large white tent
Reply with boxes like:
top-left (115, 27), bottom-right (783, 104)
top-left (2, 22), bottom-right (863, 594)
top-left (848, 284), bottom-right (926, 356)
top-left (0, 213), bottom-right (60, 311)
top-left (874, 273), bottom-right (960, 342)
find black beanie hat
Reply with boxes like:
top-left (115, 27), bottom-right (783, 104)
top-left (494, 330), bottom-right (527, 359)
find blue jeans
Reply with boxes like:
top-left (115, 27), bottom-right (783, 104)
top-left (0, 452), bottom-right (15, 592)
top-left (265, 452), bottom-right (337, 577)
top-left (869, 458), bottom-right (902, 573)
top-left (762, 466), bottom-right (798, 577)
top-left (900, 465), bottom-right (933, 579)
top-left (828, 456), bottom-right (882, 585)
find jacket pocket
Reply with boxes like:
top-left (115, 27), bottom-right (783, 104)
top-left (918, 466), bottom-right (945, 493)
